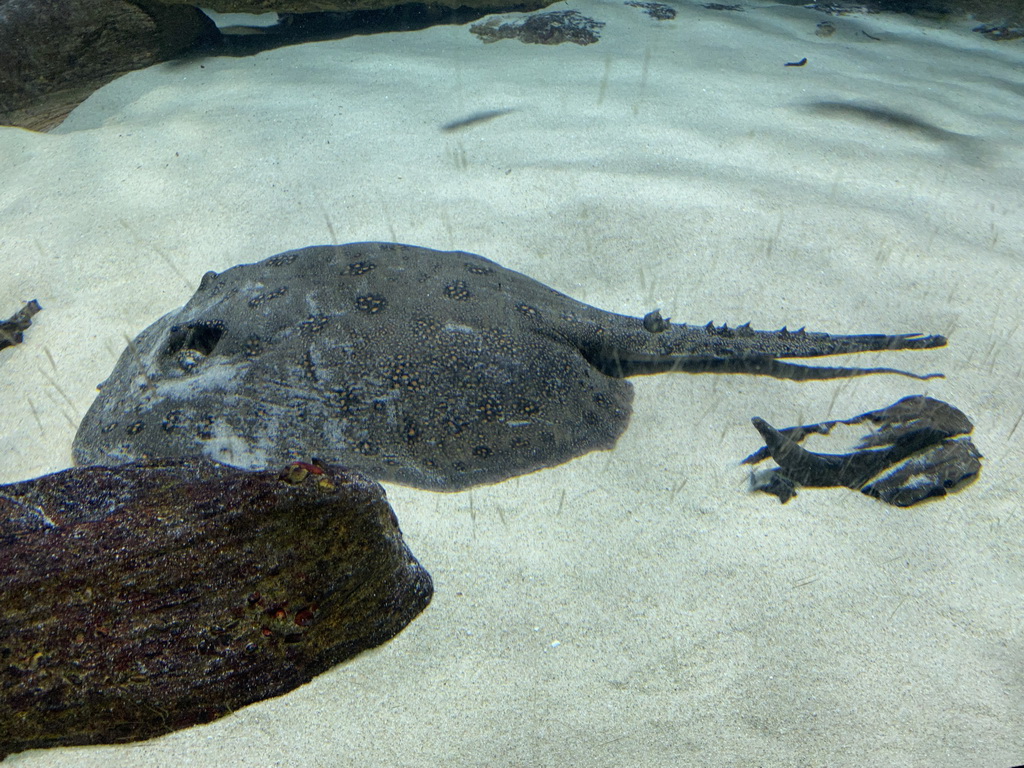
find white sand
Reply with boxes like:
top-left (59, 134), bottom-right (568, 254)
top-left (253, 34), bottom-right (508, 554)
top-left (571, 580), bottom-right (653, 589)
top-left (1, 0), bottom-right (1023, 764)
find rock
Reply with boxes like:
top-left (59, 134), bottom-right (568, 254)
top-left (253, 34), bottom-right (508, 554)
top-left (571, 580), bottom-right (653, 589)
top-left (0, 0), bottom-right (220, 131)
top-left (0, 299), bottom-right (41, 352)
top-left (165, 0), bottom-right (549, 16)
top-left (745, 396), bottom-right (982, 507)
top-left (0, 459), bottom-right (432, 758)
top-left (470, 9), bottom-right (606, 45)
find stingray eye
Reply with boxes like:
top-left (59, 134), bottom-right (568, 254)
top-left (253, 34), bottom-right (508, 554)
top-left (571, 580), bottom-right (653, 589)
top-left (164, 321), bottom-right (226, 370)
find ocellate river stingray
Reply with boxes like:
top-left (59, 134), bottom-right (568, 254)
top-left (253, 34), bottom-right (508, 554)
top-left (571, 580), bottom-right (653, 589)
top-left (73, 242), bottom-right (946, 490)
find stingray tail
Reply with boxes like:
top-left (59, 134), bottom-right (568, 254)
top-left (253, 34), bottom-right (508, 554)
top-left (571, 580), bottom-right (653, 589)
top-left (674, 322), bottom-right (947, 358)
top-left (593, 323), bottom-right (948, 381)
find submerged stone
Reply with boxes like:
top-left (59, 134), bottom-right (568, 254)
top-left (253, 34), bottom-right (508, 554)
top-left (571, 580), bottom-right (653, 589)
top-left (0, 459), bottom-right (432, 758)
top-left (745, 395), bottom-right (981, 506)
top-left (0, 299), bottom-right (40, 351)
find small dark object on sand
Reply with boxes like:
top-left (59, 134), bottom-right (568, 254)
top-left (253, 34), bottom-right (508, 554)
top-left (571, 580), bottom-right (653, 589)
top-left (0, 459), bottom-right (432, 758)
top-left (745, 396), bottom-right (981, 506)
top-left (0, 299), bottom-right (41, 351)
top-left (441, 108), bottom-right (515, 132)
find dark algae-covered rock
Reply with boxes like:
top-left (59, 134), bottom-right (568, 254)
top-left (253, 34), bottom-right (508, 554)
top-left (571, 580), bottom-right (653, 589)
top-left (0, 0), bottom-right (219, 131)
top-left (73, 242), bottom-right (947, 491)
top-left (745, 396), bottom-right (981, 506)
top-left (0, 459), bottom-right (432, 759)
top-left (470, 10), bottom-right (606, 45)
top-left (625, 1), bottom-right (677, 20)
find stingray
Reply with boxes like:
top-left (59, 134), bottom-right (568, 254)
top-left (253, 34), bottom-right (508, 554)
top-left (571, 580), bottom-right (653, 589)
top-left (72, 242), bottom-right (947, 490)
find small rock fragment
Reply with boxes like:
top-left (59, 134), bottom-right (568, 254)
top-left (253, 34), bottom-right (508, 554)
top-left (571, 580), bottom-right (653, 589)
top-left (0, 299), bottom-right (41, 351)
top-left (745, 395), bottom-right (981, 506)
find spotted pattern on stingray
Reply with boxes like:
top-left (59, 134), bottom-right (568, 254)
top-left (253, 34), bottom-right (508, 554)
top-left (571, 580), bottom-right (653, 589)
top-left (73, 242), bottom-right (946, 490)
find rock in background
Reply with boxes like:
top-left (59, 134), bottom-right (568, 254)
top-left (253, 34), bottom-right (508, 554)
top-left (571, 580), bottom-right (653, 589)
top-left (0, 0), bottom-right (220, 130)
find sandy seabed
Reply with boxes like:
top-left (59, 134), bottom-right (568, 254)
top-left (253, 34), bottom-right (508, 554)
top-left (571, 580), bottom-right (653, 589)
top-left (1, 0), bottom-right (1023, 765)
